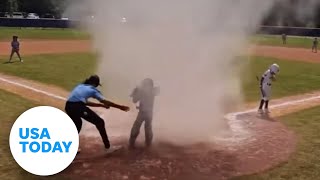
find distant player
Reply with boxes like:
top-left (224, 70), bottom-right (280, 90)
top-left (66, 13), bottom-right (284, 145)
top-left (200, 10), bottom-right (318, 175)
top-left (282, 34), bottom-right (287, 45)
top-left (312, 37), bottom-right (318, 53)
top-left (9, 35), bottom-right (23, 63)
top-left (129, 78), bottom-right (159, 149)
top-left (258, 64), bottom-right (280, 114)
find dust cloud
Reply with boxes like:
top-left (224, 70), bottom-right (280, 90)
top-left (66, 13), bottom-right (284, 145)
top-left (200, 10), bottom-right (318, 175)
top-left (67, 0), bottom-right (276, 145)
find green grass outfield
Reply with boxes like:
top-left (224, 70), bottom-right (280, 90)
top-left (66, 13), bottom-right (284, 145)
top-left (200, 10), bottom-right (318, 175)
top-left (252, 34), bottom-right (314, 49)
top-left (0, 90), bottom-right (67, 180)
top-left (2, 53), bottom-right (320, 102)
top-left (0, 27), bottom-right (90, 41)
top-left (233, 105), bottom-right (320, 180)
top-left (243, 56), bottom-right (320, 101)
top-left (0, 53), bottom-right (96, 91)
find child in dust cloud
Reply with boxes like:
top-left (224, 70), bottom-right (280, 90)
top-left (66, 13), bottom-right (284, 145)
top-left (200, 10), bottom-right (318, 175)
top-left (129, 78), bottom-right (159, 149)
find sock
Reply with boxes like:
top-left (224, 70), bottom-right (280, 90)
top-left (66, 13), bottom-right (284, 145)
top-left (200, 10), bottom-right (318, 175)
top-left (259, 100), bottom-right (264, 109)
top-left (265, 100), bottom-right (269, 109)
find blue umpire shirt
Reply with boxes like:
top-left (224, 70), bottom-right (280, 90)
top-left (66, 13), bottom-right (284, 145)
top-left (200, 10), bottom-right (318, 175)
top-left (67, 84), bottom-right (105, 103)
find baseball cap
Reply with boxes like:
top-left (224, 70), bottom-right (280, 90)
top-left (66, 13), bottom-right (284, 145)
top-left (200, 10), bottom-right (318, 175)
top-left (88, 75), bottom-right (102, 86)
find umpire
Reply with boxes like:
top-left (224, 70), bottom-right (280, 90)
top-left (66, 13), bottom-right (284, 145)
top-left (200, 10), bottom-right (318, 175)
top-left (65, 75), bottom-right (130, 153)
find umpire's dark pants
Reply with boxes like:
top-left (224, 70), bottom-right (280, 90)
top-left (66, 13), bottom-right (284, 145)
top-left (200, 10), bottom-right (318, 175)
top-left (65, 101), bottom-right (110, 148)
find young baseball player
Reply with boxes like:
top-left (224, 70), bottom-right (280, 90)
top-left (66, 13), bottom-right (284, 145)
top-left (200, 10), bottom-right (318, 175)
top-left (65, 75), bottom-right (130, 153)
top-left (129, 78), bottom-right (159, 149)
top-left (258, 64), bottom-right (280, 114)
top-left (9, 36), bottom-right (23, 63)
top-left (312, 37), bottom-right (318, 53)
top-left (282, 34), bottom-right (287, 45)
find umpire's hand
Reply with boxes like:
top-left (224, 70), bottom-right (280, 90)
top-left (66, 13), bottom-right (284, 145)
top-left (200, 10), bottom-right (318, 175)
top-left (120, 105), bottom-right (130, 112)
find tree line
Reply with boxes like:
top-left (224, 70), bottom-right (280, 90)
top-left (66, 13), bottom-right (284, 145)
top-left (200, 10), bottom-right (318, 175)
top-left (1, 0), bottom-right (320, 27)
top-left (263, 0), bottom-right (320, 28)
top-left (0, 0), bottom-right (66, 18)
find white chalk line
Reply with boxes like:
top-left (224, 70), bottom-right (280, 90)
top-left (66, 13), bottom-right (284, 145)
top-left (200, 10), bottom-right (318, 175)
top-left (227, 94), bottom-right (320, 118)
top-left (1, 76), bottom-right (320, 144)
top-left (0, 77), bottom-right (67, 101)
top-left (219, 94), bottom-right (320, 145)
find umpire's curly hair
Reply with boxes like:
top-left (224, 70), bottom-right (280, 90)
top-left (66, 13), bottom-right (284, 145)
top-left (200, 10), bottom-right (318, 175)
top-left (83, 75), bottom-right (101, 87)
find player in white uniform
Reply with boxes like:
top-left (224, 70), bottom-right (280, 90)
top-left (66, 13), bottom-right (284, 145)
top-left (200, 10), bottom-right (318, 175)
top-left (258, 64), bottom-right (280, 114)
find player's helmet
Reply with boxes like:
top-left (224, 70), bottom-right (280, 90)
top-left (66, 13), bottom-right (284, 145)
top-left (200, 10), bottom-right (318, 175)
top-left (270, 64), bottom-right (280, 74)
top-left (141, 78), bottom-right (154, 88)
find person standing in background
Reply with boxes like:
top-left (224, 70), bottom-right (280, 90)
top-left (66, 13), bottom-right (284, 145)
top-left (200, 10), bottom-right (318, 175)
top-left (8, 36), bottom-right (23, 63)
top-left (258, 64), bottom-right (280, 114)
top-left (312, 37), bottom-right (318, 53)
top-left (282, 33), bottom-right (287, 45)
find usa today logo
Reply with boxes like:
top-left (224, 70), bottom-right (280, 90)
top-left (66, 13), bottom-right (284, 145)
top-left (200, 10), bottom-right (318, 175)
top-left (9, 106), bottom-right (79, 176)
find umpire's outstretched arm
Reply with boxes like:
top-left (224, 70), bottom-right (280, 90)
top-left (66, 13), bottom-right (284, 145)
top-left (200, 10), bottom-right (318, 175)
top-left (86, 100), bottom-right (130, 112)
top-left (100, 99), bottom-right (130, 111)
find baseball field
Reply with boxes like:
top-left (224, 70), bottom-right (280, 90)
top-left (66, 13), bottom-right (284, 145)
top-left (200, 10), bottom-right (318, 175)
top-left (1, 28), bottom-right (320, 180)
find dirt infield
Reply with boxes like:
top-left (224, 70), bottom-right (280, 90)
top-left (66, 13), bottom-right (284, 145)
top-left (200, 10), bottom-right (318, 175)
top-left (0, 39), bottom-right (319, 63)
top-left (0, 40), bottom-right (92, 55)
top-left (250, 45), bottom-right (320, 63)
top-left (1, 41), bottom-right (320, 179)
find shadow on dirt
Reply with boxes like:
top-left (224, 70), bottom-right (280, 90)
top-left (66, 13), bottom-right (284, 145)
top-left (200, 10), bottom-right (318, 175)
top-left (60, 112), bottom-right (295, 180)
top-left (258, 114), bottom-right (277, 122)
top-left (62, 137), bottom-right (238, 180)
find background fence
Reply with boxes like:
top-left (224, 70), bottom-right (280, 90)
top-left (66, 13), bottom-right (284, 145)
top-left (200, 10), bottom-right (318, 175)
top-left (0, 18), bottom-right (80, 28)
top-left (1, 18), bottom-right (320, 37)
top-left (257, 26), bottom-right (320, 37)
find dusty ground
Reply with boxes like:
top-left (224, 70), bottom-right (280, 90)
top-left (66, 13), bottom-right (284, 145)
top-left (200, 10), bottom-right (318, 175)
top-left (0, 40), bottom-right (92, 56)
top-left (249, 45), bottom-right (320, 63)
top-left (1, 40), bottom-right (320, 179)
top-left (0, 39), bottom-right (318, 62)
top-left (2, 72), bottom-right (320, 180)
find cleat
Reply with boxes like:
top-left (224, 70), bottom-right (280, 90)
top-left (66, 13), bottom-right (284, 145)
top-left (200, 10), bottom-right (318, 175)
top-left (105, 145), bottom-right (123, 154)
top-left (128, 144), bottom-right (136, 150)
top-left (258, 109), bottom-right (263, 114)
top-left (264, 109), bottom-right (270, 114)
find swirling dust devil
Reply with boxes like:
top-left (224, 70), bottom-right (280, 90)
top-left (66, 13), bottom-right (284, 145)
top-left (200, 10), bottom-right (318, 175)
top-left (19, 128), bottom-right (72, 153)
